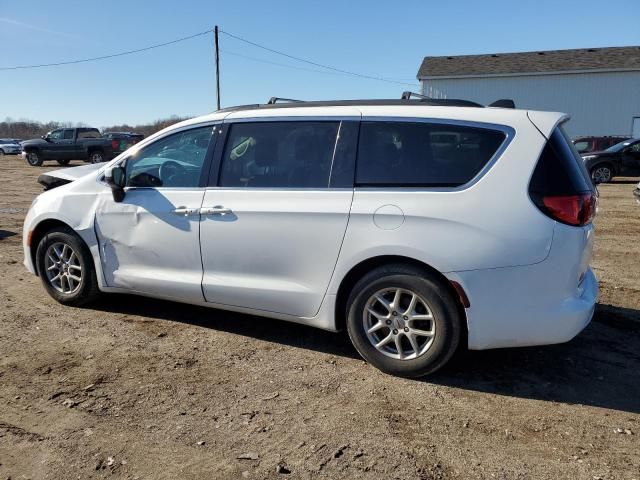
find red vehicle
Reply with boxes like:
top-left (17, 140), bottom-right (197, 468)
top-left (573, 136), bottom-right (630, 154)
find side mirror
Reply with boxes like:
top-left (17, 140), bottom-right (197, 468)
top-left (104, 164), bottom-right (126, 202)
top-left (41, 135), bottom-right (50, 141)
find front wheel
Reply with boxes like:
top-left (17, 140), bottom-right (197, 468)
top-left (57, 158), bottom-right (71, 166)
top-left (591, 165), bottom-right (612, 184)
top-left (25, 150), bottom-right (43, 166)
top-left (35, 227), bottom-right (100, 306)
top-left (89, 151), bottom-right (104, 163)
top-left (346, 265), bottom-right (462, 378)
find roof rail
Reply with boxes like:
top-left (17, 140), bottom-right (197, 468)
top-left (401, 91), bottom-right (431, 100)
top-left (488, 99), bottom-right (516, 109)
top-left (267, 97), bottom-right (304, 105)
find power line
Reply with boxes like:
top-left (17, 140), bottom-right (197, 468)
top-left (219, 29), bottom-right (416, 87)
top-left (0, 29), bottom-right (213, 71)
top-left (221, 49), bottom-right (352, 77)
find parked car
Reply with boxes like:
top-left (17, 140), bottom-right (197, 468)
top-left (0, 138), bottom-right (22, 156)
top-left (21, 127), bottom-right (115, 167)
top-left (581, 138), bottom-right (640, 183)
top-left (573, 136), bottom-right (630, 154)
top-left (103, 131), bottom-right (144, 156)
top-left (22, 98), bottom-right (598, 378)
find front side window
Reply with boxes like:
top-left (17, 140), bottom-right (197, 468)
top-left (63, 129), bottom-right (74, 140)
top-left (219, 121), bottom-right (340, 188)
top-left (124, 125), bottom-right (214, 188)
top-left (356, 121), bottom-right (506, 187)
top-left (48, 130), bottom-right (63, 140)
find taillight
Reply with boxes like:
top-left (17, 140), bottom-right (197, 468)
top-left (540, 193), bottom-right (596, 226)
top-left (111, 140), bottom-right (118, 150)
top-left (529, 128), bottom-right (597, 228)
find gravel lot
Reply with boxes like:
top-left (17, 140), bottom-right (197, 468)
top-left (0, 156), bottom-right (639, 480)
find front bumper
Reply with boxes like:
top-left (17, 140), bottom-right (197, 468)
top-left (1, 147), bottom-right (21, 155)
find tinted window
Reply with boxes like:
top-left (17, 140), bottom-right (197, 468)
top-left (356, 121), bottom-right (505, 187)
top-left (219, 121), bottom-right (340, 188)
top-left (78, 129), bottom-right (101, 139)
top-left (48, 130), bottom-right (63, 140)
top-left (63, 129), bottom-right (74, 140)
top-left (530, 127), bottom-right (594, 197)
top-left (125, 126), bottom-right (214, 188)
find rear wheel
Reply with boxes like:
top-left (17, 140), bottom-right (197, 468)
top-left (25, 150), bottom-right (43, 166)
top-left (591, 164), bottom-right (612, 184)
top-left (56, 158), bottom-right (71, 166)
top-left (0, 149), bottom-right (5, 157)
top-left (35, 227), bottom-right (100, 306)
top-left (89, 151), bottom-right (104, 163)
top-left (346, 264), bottom-right (462, 378)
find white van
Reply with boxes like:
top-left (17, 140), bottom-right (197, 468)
top-left (23, 98), bottom-right (598, 377)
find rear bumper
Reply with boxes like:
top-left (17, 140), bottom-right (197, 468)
top-left (452, 265), bottom-right (597, 350)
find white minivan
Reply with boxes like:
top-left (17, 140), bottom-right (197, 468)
top-left (23, 98), bottom-right (598, 377)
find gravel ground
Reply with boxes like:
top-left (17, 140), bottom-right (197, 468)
top-left (0, 156), bottom-right (639, 480)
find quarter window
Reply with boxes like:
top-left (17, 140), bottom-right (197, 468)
top-left (219, 121), bottom-right (340, 188)
top-left (356, 121), bottom-right (506, 187)
top-left (124, 125), bottom-right (214, 188)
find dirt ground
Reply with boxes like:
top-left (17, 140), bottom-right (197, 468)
top-left (0, 156), bottom-right (638, 480)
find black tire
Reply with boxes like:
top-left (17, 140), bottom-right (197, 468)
top-left (89, 150), bottom-right (104, 164)
top-left (591, 164), bottom-right (613, 184)
top-left (0, 149), bottom-right (5, 157)
top-left (56, 158), bottom-right (71, 166)
top-left (346, 264), bottom-right (462, 378)
top-left (35, 227), bottom-right (100, 306)
top-left (25, 150), bottom-right (43, 166)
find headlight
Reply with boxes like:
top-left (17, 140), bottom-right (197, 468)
top-left (582, 155), bottom-right (596, 161)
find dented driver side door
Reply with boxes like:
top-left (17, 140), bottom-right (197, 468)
top-left (94, 124), bottom-right (219, 303)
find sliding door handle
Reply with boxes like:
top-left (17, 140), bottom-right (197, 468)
top-left (201, 205), bottom-right (232, 216)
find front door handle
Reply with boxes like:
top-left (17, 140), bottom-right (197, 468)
top-left (201, 205), bottom-right (232, 216)
top-left (172, 206), bottom-right (200, 216)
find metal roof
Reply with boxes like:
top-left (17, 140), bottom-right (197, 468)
top-left (418, 46), bottom-right (640, 78)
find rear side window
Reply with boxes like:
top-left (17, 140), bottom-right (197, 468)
top-left (356, 121), bottom-right (506, 187)
top-left (219, 121), bottom-right (340, 188)
top-left (530, 127), bottom-right (594, 196)
top-left (63, 129), bottom-right (74, 140)
top-left (78, 129), bottom-right (101, 139)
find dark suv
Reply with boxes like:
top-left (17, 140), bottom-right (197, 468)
top-left (573, 136), bottom-right (630, 154)
top-left (581, 138), bottom-right (640, 183)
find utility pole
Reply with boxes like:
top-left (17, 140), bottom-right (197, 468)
top-left (214, 25), bottom-right (221, 110)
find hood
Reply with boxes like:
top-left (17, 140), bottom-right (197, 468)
top-left (582, 150), bottom-right (615, 158)
top-left (37, 162), bottom-right (103, 190)
top-left (21, 138), bottom-right (48, 148)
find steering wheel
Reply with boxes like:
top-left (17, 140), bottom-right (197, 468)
top-left (158, 160), bottom-right (187, 186)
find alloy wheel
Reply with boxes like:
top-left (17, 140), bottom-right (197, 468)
top-left (592, 166), bottom-right (611, 183)
top-left (362, 287), bottom-right (436, 360)
top-left (44, 242), bottom-right (82, 294)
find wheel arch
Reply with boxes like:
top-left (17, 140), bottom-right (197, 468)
top-left (591, 160), bottom-right (617, 177)
top-left (29, 218), bottom-right (74, 276)
top-left (334, 255), bottom-right (468, 337)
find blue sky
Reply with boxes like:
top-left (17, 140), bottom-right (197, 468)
top-left (1, 0), bottom-right (638, 127)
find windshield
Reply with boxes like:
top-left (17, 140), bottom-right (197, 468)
top-left (605, 139), bottom-right (637, 153)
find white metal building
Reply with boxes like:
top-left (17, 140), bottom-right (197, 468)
top-left (417, 47), bottom-right (640, 138)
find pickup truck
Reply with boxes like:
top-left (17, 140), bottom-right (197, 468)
top-left (21, 127), bottom-right (115, 167)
